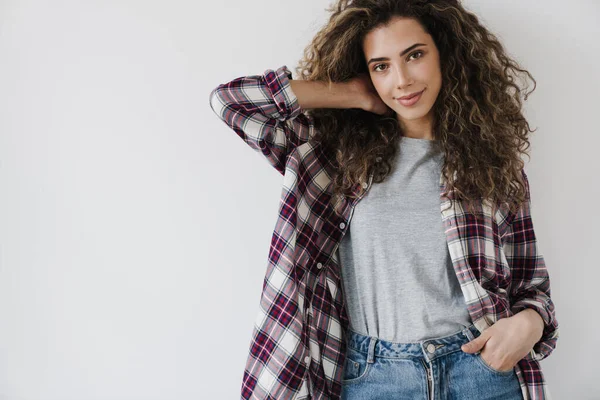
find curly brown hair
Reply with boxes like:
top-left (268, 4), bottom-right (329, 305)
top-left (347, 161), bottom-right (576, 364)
top-left (294, 0), bottom-right (536, 219)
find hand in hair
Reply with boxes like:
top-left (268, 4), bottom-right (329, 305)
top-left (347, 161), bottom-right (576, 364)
top-left (348, 72), bottom-right (394, 116)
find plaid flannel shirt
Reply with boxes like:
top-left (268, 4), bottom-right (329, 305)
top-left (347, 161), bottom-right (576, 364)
top-left (209, 65), bottom-right (559, 400)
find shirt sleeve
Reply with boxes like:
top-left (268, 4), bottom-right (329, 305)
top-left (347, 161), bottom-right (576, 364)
top-left (504, 168), bottom-right (559, 362)
top-left (208, 65), bottom-right (313, 175)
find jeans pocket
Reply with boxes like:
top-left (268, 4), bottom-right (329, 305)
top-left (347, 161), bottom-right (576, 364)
top-left (342, 347), bottom-right (371, 384)
top-left (474, 352), bottom-right (515, 376)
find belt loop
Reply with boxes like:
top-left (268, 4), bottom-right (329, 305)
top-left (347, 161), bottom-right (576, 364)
top-left (463, 324), bottom-right (475, 341)
top-left (367, 336), bottom-right (377, 364)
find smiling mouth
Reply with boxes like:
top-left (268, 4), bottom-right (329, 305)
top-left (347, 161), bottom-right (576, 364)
top-left (397, 90), bottom-right (424, 100)
top-left (396, 89), bottom-right (425, 106)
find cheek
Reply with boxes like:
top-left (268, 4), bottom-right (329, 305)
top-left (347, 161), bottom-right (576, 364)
top-left (430, 71), bottom-right (443, 93)
top-left (372, 81), bottom-right (391, 98)
top-left (426, 62), bottom-right (442, 85)
top-left (417, 67), bottom-right (435, 82)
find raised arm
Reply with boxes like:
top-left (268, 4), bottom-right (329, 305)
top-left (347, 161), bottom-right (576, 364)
top-left (208, 65), bottom-right (365, 175)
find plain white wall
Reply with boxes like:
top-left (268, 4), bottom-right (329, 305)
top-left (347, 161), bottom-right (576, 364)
top-left (0, 0), bottom-right (597, 399)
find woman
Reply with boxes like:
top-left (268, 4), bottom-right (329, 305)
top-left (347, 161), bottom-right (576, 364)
top-left (209, 0), bottom-right (559, 399)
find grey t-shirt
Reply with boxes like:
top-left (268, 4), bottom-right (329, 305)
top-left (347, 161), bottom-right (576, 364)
top-left (338, 136), bottom-right (472, 343)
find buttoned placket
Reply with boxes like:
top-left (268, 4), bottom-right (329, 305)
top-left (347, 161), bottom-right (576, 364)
top-left (303, 171), bottom-right (375, 313)
top-left (301, 172), bottom-right (375, 394)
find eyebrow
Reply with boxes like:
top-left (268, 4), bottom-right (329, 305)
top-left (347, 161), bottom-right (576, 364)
top-left (367, 43), bottom-right (427, 65)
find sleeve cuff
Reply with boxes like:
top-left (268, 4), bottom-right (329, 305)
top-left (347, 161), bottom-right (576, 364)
top-left (263, 65), bottom-right (304, 121)
top-left (511, 301), bottom-right (559, 361)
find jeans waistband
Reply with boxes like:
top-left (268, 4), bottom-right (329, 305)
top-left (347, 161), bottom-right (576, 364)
top-left (345, 323), bottom-right (481, 363)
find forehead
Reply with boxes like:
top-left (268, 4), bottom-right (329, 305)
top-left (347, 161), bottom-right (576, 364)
top-left (362, 17), bottom-right (430, 55)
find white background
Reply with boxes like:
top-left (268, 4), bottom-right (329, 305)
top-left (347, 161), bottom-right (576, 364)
top-left (0, 0), bottom-right (598, 399)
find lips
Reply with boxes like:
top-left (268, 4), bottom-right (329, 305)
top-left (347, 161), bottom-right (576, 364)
top-left (396, 89), bottom-right (425, 106)
top-left (398, 90), bottom-right (424, 100)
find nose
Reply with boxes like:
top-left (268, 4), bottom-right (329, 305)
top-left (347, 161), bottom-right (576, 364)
top-left (394, 65), bottom-right (413, 90)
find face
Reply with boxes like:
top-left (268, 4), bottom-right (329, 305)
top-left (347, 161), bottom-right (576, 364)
top-left (362, 16), bottom-right (442, 137)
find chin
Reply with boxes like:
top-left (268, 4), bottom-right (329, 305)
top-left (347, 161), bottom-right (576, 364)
top-left (398, 110), bottom-right (430, 120)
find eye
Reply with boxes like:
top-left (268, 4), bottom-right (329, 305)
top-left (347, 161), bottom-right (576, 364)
top-left (408, 50), bottom-right (424, 61)
top-left (373, 63), bottom-right (387, 72)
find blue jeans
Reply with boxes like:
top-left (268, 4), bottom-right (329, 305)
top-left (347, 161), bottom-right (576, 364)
top-left (341, 323), bottom-right (523, 399)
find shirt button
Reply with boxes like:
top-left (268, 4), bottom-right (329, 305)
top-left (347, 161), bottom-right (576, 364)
top-left (426, 343), bottom-right (436, 353)
top-left (317, 262), bottom-right (323, 269)
top-left (304, 356), bottom-right (311, 364)
top-left (339, 222), bottom-right (346, 229)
